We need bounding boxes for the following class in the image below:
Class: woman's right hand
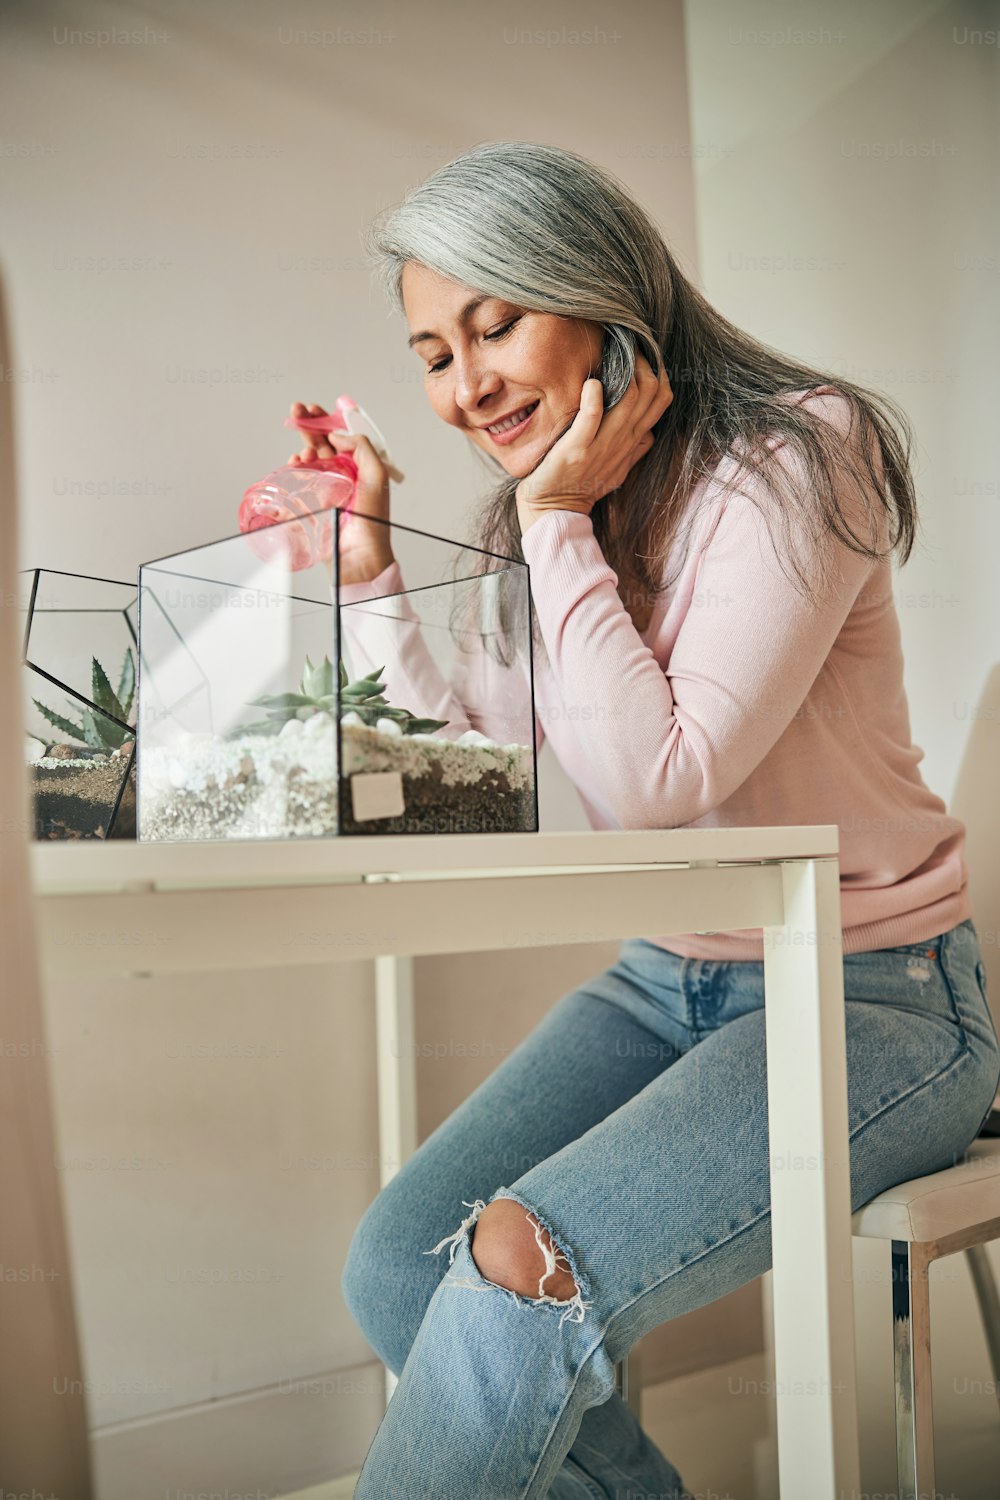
[289,401,397,585]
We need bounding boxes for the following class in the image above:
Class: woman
[294,142,999,1498]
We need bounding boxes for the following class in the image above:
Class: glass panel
[137,516,339,842]
[21,570,138,840]
[136,503,537,841]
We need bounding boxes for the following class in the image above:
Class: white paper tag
[350,771,405,822]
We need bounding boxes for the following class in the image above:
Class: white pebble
[279,718,305,739]
[375,717,403,738]
[167,758,187,789]
[340,710,365,729]
[457,729,496,748]
[303,711,335,737]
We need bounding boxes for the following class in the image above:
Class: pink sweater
[340,387,970,961]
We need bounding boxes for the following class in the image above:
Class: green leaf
[117,648,136,721]
[32,699,85,743]
[338,658,348,690]
[343,667,385,697]
[91,657,125,721]
[247,692,315,711]
[94,706,127,749]
[302,655,334,700]
[404,717,450,736]
[81,707,108,749]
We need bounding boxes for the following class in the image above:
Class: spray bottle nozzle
[283,395,403,481]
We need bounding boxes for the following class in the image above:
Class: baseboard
[91,1360,384,1500]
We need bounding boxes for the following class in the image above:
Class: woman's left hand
[515,353,673,533]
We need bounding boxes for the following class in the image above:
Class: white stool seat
[852,1138,1000,1247]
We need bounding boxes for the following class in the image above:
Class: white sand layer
[138,713,532,841]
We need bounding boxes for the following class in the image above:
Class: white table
[31,825,860,1497]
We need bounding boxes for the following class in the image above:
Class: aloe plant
[33,648,136,752]
[232,656,449,738]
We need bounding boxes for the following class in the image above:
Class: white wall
[684,0,999,823]
[1,0,720,1493]
[683,2,1000,1493]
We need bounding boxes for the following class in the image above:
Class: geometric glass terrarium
[20,568,138,840]
[136,504,538,841]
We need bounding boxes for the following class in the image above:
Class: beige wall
[1,0,735,1493]
[684,2,1000,1493]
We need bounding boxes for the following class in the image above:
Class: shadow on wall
[951,660,1000,1032]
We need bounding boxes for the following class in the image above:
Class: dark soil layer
[338,771,536,836]
[32,763,137,840]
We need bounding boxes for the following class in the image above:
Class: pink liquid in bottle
[238,454,358,571]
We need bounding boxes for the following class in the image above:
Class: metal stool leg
[966,1243,1000,1415]
[892,1240,935,1500]
[614,1350,642,1420]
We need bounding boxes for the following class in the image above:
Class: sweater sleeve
[518,393,883,829]
[339,562,544,752]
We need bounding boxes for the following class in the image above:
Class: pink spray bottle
[238,395,401,571]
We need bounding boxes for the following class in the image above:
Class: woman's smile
[481,400,539,444]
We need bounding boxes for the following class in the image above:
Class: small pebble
[375,717,403,738]
[303,712,335,737]
[279,718,305,739]
[340,710,365,729]
[457,729,495,748]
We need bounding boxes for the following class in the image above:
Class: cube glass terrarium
[21,569,138,840]
[136,505,538,840]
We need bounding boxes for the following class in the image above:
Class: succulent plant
[33,648,136,751]
[233,656,449,738]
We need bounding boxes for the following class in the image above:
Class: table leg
[762,857,860,1497]
[374,955,418,1406]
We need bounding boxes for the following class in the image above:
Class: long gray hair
[363,140,918,658]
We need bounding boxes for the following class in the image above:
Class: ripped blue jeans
[341,919,1000,1499]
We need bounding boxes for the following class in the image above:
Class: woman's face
[401,261,605,480]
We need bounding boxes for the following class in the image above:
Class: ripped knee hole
[470,1197,580,1303]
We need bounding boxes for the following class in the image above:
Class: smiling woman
[327,140,1000,1500]
[359,140,917,623]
